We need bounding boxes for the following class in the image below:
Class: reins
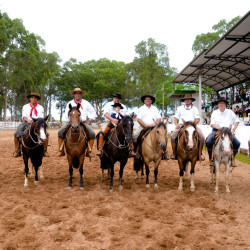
[21,123,42,150]
[66,125,88,146]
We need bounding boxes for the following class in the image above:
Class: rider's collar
[184,104,193,110]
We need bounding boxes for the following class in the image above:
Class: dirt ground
[0,129,250,249]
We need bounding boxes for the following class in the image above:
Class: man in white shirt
[171,94,205,160]
[206,97,240,167]
[13,92,49,157]
[56,88,97,157]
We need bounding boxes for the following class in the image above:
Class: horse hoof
[135,175,139,179]
[34,181,39,185]
[24,184,29,188]
[40,176,44,180]
[67,186,72,189]
[80,187,84,190]
[119,185,123,191]
[190,187,195,192]
[154,184,159,189]
[178,187,183,191]
[146,184,150,188]
[226,189,230,193]
[141,175,145,179]
[109,189,113,193]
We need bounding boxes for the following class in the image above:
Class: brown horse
[176,121,200,191]
[134,122,167,188]
[64,103,89,189]
[22,116,49,187]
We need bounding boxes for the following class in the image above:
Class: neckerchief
[74,99,83,110]
[30,103,38,117]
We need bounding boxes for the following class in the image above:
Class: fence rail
[0,122,22,129]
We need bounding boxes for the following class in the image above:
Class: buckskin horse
[134,122,167,188]
[176,121,200,191]
[64,103,89,189]
[211,127,233,193]
[96,115,134,191]
[22,116,49,187]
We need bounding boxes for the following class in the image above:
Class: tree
[192,16,240,56]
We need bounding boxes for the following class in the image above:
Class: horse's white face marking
[39,126,46,140]
[221,134,231,155]
[186,126,195,149]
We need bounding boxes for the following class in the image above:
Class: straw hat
[70,88,85,96]
[180,94,196,102]
[27,92,41,100]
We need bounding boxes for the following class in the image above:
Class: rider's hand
[175,124,180,129]
[86,120,91,125]
[112,118,119,124]
[146,124,155,128]
[27,120,33,124]
[231,128,236,134]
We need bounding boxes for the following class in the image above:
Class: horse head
[155,122,167,151]
[119,115,134,143]
[69,103,81,132]
[218,127,233,156]
[31,115,49,144]
[183,121,197,151]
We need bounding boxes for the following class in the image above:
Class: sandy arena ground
[0,129,249,249]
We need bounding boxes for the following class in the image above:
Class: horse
[96,115,134,191]
[64,103,89,189]
[176,121,200,191]
[22,116,49,187]
[211,127,233,193]
[134,122,167,188]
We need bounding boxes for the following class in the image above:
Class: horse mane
[182,121,196,129]
[157,121,166,129]
[213,127,233,146]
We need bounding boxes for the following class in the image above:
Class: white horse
[211,127,233,193]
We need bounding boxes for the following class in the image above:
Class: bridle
[66,126,88,146]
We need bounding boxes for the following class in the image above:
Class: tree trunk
[4,87,8,122]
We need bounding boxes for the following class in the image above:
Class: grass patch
[236,153,250,164]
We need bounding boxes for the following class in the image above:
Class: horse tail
[72,157,79,169]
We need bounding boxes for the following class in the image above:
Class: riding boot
[128,141,138,158]
[208,149,214,166]
[56,138,65,157]
[97,126,111,156]
[170,141,177,160]
[13,137,21,157]
[199,143,205,161]
[231,150,238,167]
[97,134,105,156]
[86,139,95,158]
[43,137,50,157]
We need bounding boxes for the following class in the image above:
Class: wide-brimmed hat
[214,97,228,105]
[27,92,41,100]
[141,95,156,104]
[70,88,85,96]
[111,103,124,109]
[181,94,196,102]
[112,92,123,99]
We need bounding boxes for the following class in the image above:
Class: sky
[1,0,250,119]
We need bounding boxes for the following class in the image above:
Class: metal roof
[173,10,250,92]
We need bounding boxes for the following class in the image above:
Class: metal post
[162,82,164,121]
[13,92,17,123]
[199,74,202,124]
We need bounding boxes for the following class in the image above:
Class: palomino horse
[64,103,89,189]
[176,121,200,191]
[134,122,167,188]
[211,127,233,193]
[22,116,49,187]
[96,115,134,191]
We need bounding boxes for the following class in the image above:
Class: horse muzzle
[160,143,166,152]
[71,125,79,132]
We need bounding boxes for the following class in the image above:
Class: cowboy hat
[180,94,196,102]
[111,103,124,109]
[214,97,228,105]
[70,88,85,96]
[27,92,41,100]
[141,95,156,104]
[112,92,123,99]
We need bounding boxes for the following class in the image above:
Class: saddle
[62,122,90,141]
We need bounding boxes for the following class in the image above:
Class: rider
[170,94,205,160]
[13,92,49,157]
[97,94,137,157]
[133,94,167,159]
[56,88,97,158]
[206,97,240,167]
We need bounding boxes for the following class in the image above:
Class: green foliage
[235,153,250,164]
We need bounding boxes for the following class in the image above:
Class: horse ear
[69,103,72,110]
[44,115,49,121]
[164,118,168,125]
[77,103,81,110]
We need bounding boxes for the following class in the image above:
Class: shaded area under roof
[168,90,196,98]
[173,11,250,92]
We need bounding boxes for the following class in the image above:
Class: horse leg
[210,165,215,184]
[214,161,220,193]
[154,159,161,189]
[110,165,114,192]
[141,162,145,179]
[68,165,73,189]
[225,161,231,193]
[101,169,105,181]
[119,162,126,191]
[190,162,196,191]
[184,163,189,180]
[34,166,39,185]
[24,159,29,188]
[39,164,44,180]
[145,163,150,188]
[30,165,34,177]
[79,164,84,190]
[178,160,184,191]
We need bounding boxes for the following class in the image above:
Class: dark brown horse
[96,115,134,191]
[22,116,49,187]
[176,121,200,191]
[64,103,89,189]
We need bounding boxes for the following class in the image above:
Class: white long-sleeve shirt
[22,103,44,120]
[137,104,161,125]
